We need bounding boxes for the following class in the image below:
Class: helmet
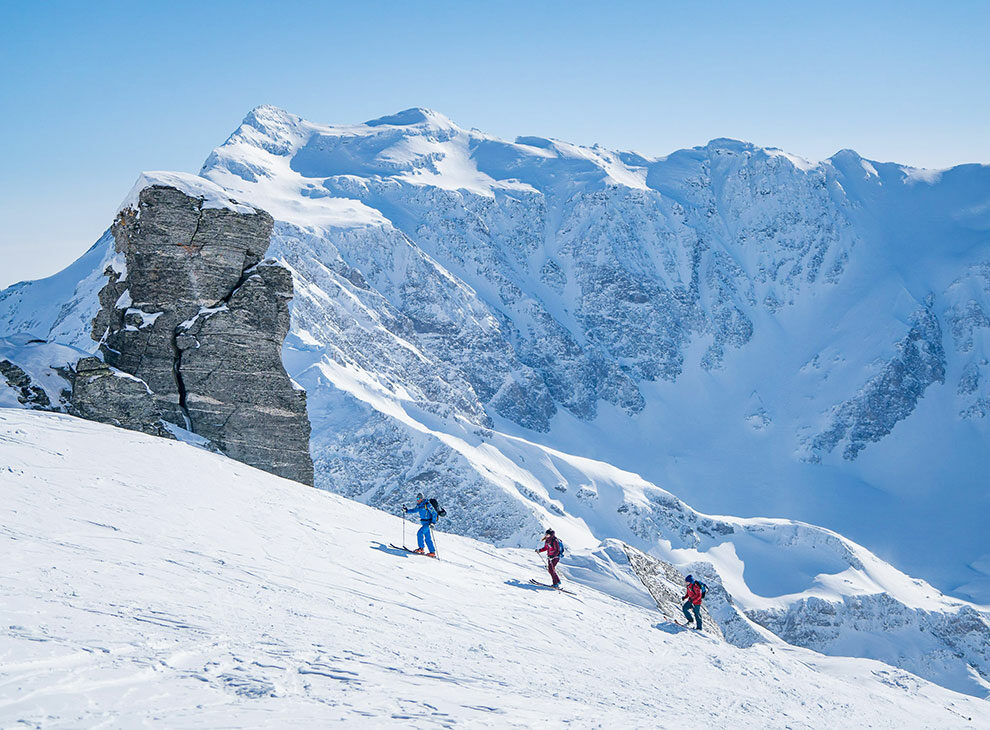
[684,575,693,583]
[416,492,425,501]
[545,528,555,535]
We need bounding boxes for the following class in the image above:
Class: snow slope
[0,230,119,353]
[2,408,987,728]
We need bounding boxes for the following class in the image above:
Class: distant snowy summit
[1,105,989,698]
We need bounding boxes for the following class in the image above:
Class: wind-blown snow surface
[2,410,987,728]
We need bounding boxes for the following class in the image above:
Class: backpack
[694,580,708,599]
[428,498,446,523]
[553,537,565,558]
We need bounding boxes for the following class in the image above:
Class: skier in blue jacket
[404,493,437,557]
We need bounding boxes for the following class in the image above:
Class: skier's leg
[417,525,427,550]
[682,600,695,624]
[548,557,560,585]
[693,605,702,631]
[424,525,435,553]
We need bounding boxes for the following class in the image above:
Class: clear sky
[1,0,987,288]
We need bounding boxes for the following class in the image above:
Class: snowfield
[2,409,987,728]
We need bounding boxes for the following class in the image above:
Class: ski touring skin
[389,544,440,559]
[528,578,576,595]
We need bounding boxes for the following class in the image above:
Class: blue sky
[1,0,987,287]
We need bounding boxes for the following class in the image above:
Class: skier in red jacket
[682,575,704,630]
[536,529,563,587]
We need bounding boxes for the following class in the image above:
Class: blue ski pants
[683,600,702,630]
[417,523,435,553]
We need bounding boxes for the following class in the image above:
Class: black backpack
[428,498,446,523]
[695,580,708,598]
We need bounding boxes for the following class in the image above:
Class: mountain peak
[242,104,297,127]
[364,107,455,129]
[830,148,864,162]
[704,137,759,153]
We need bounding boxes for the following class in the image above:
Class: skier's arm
[537,544,548,553]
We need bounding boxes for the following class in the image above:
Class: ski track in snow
[1,410,987,728]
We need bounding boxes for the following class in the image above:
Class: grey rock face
[177,262,313,484]
[810,301,946,460]
[66,356,172,438]
[0,359,51,408]
[101,186,273,422]
[91,185,313,484]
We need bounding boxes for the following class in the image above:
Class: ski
[674,619,707,633]
[528,578,576,595]
[656,614,705,632]
[389,544,439,559]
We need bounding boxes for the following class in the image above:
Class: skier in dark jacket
[404,493,437,557]
[536,529,563,587]
[682,575,704,630]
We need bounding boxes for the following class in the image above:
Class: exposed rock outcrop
[621,543,726,641]
[66,356,171,438]
[89,183,313,484]
[175,262,312,483]
[0,358,51,409]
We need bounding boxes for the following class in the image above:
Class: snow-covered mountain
[202,106,989,604]
[1,107,988,698]
[3,409,988,727]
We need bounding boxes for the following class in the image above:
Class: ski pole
[430,524,440,559]
[401,507,406,548]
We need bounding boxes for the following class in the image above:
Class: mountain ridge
[240,103,977,174]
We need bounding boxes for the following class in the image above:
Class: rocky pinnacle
[88,185,314,485]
